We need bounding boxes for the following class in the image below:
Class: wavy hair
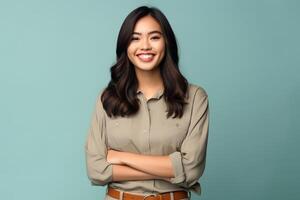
[101,5,189,118]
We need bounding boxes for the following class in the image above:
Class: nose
[140,37,152,50]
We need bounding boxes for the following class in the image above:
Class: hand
[106,149,124,165]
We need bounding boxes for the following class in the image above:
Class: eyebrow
[132,30,162,35]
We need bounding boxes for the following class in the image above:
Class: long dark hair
[101,5,189,118]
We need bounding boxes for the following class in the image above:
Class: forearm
[120,152,175,178]
[111,164,169,182]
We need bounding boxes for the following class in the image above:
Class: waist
[107,186,189,200]
[108,180,189,194]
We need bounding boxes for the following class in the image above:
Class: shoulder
[93,86,107,112]
[97,86,106,99]
[188,82,208,99]
[187,83,209,112]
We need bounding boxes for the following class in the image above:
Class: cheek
[156,42,165,54]
[127,47,135,61]
[161,47,165,57]
[158,43,165,59]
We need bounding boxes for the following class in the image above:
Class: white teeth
[138,54,153,59]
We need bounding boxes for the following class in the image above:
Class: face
[127,15,165,72]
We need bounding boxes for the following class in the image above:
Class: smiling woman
[84,5,210,200]
[127,15,166,100]
[127,15,165,72]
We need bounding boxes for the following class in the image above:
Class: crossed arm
[106,149,175,182]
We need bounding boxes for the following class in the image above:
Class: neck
[135,68,164,91]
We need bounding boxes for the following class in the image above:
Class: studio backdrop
[0,0,299,200]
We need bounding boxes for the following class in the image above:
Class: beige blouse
[84,83,210,196]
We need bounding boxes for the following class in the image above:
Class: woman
[85,5,209,200]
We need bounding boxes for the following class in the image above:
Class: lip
[136,53,156,62]
[136,52,156,56]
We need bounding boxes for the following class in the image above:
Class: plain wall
[0,0,299,199]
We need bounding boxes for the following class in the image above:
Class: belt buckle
[143,194,162,200]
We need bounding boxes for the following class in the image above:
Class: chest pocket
[106,117,135,151]
[161,116,190,149]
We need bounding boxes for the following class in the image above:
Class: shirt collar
[136,87,165,99]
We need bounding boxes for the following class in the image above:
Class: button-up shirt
[84,83,209,196]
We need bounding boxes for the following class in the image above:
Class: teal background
[0,0,299,200]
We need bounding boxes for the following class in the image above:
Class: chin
[135,63,160,71]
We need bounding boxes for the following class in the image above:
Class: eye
[131,37,139,41]
[151,36,161,40]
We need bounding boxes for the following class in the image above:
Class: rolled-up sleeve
[84,93,113,186]
[169,87,209,188]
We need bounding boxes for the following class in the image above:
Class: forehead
[133,15,162,33]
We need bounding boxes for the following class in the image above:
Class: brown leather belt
[107,186,189,200]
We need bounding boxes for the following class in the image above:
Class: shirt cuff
[169,151,186,184]
[89,163,113,186]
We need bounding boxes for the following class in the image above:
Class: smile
[136,53,156,62]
